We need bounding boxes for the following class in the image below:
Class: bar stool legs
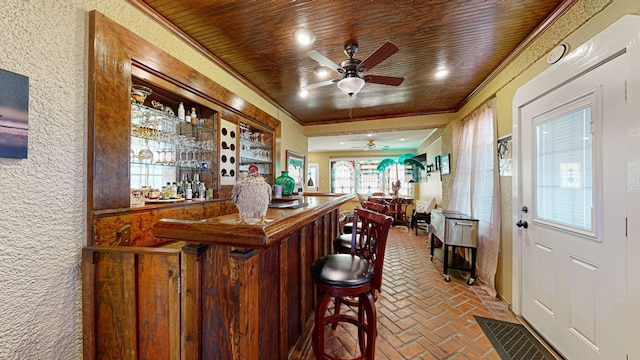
[358,292,376,357]
[313,286,376,360]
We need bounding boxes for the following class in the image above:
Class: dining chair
[384,198,409,227]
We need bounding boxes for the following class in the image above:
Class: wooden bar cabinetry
[87,10,279,247]
[83,10,331,360]
[83,194,350,359]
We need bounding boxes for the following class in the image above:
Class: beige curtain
[449,98,501,298]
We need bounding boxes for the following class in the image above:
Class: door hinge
[625,80,628,104]
[177,276,182,294]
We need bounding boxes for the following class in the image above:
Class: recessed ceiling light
[314,66,331,78]
[434,68,449,80]
[400,138,405,141]
[367,134,373,137]
[299,89,309,98]
[293,28,316,45]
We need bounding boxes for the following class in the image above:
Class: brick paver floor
[305,226,518,360]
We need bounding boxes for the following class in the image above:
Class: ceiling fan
[303,41,404,96]
[352,140,390,151]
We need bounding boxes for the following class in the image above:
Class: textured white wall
[0,1,306,358]
[0,1,92,358]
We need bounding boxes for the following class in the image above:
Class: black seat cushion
[311,254,373,288]
[342,221,363,234]
[333,234,373,254]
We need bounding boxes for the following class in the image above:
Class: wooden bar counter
[153,194,350,249]
[82,193,352,360]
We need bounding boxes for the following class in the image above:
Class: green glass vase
[275,171,295,196]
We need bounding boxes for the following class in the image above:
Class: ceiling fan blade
[307,50,342,73]
[365,75,404,86]
[302,79,338,90]
[356,42,399,72]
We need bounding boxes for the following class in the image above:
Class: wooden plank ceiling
[128,0,572,126]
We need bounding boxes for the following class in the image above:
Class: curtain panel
[449,97,501,297]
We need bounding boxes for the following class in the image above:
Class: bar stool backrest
[361,201,389,215]
[351,207,393,292]
[367,197,384,204]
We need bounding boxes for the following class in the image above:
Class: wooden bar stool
[311,207,393,359]
[342,201,386,234]
[333,202,389,254]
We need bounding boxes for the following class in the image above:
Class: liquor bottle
[198,182,206,199]
[185,182,193,200]
[177,102,185,121]
[193,181,199,199]
[190,107,197,125]
[181,174,189,194]
[164,182,173,198]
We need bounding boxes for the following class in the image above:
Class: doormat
[475,316,557,360]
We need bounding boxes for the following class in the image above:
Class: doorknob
[516,220,528,229]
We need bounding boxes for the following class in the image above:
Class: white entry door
[517,44,628,359]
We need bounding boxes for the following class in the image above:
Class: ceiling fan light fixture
[293,28,316,45]
[337,77,365,96]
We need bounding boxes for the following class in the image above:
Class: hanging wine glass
[161,148,169,165]
[180,149,190,167]
[155,147,164,164]
[165,148,174,166]
[138,148,153,163]
[138,139,153,163]
[188,149,198,168]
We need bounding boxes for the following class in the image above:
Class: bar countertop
[152,193,353,249]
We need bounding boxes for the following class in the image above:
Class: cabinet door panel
[82,247,181,359]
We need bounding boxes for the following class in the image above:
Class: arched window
[358,160,382,194]
[330,158,415,196]
[331,160,355,193]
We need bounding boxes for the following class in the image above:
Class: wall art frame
[440,154,451,175]
[0,68,29,159]
[286,150,306,189]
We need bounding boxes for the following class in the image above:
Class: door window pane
[536,107,593,230]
